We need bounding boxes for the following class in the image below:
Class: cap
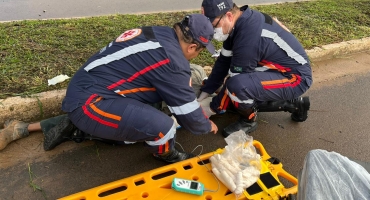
[201,0,234,22]
[180,14,215,54]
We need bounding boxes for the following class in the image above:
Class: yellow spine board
[59,140,297,200]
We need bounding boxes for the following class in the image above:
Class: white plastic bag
[298,149,370,200]
[210,130,261,197]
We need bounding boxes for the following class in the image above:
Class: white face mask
[213,18,230,42]
[214,27,229,42]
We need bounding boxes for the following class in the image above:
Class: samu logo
[217,2,226,11]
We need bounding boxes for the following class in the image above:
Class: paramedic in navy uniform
[198,0,312,137]
[61,14,218,163]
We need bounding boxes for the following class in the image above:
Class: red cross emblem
[116,29,142,42]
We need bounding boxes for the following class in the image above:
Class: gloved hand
[197,91,210,102]
[170,115,181,129]
[199,97,216,118]
[211,49,221,59]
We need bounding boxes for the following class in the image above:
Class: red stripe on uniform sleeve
[107,59,170,90]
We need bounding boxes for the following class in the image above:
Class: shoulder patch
[262,13,273,25]
[233,66,242,72]
[116,29,142,42]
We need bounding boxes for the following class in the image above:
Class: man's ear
[225,11,233,22]
[187,43,198,53]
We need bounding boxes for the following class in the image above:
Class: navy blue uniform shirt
[202,5,312,94]
[62,26,211,134]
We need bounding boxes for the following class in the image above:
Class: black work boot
[290,96,310,122]
[222,108,258,138]
[257,96,310,122]
[43,115,77,151]
[153,148,195,163]
[222,118,258,138]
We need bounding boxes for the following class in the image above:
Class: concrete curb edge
[1,37,369,126]
[306,37,370,62]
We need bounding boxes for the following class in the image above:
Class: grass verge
[0,0,369,99]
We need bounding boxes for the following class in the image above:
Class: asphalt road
[0,0,308,22]
[1,51,369,199]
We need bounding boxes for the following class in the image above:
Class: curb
[1,37,369,126]
[306,37,370,62]
[0,89,67,126]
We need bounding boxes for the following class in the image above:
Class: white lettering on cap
[217,2,226,11]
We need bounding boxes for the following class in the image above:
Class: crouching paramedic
[198,0,312,138]
[0,14,218,163]
[62,14,219,163]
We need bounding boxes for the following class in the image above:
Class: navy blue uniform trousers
[68,94,175,155]
[210,67,310,112]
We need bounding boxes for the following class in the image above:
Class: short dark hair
[173,22,205,52]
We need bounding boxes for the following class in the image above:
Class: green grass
[0,0,369,99]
